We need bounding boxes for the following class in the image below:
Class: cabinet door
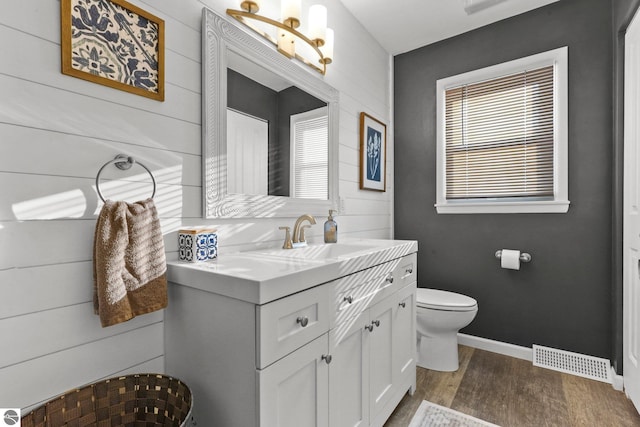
[368,294,396,419]
[394,283,416,391]
[329,310,370,427]
[258,334,329,427]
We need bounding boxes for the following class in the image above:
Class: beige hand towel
[93,198,168,327]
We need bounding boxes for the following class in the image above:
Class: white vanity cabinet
[329,254,417,427]
[165,240,417,427]
[257,285,332,427]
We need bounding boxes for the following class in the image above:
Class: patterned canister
[178,227,218,262]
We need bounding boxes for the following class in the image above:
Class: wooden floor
[384,345,640,427]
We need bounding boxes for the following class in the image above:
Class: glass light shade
[308,4,327,46]
[281,0,301,28]
[320,27,333,64]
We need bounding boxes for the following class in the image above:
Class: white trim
[612,366,624,391]
[436,199,570,214]
[389,53,395,237]
[435,46,569,214]
[458,333,532,361]
[623,7,640,406]
[460,334,625,391]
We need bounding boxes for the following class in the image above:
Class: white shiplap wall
[0,0,393,410]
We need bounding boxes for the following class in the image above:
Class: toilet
[416,288,478,372]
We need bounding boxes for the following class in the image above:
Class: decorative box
[178,227,218,262]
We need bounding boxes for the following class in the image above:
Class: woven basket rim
[21,372,193,427]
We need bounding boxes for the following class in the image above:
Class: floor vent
[532,344,612,384]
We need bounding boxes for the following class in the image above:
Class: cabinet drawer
[392,253,417,289]
[333,260,396,298]
[332,254,417,326]
[334,272,395,326]
[256,285,330,369]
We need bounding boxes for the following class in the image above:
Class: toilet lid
[416,288,477,311]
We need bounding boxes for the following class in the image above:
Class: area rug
[408,400,500,427]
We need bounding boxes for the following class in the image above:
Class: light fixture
[227,1,334,75]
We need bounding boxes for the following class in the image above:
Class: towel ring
[95,155,157,202]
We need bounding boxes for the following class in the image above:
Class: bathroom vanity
[164,239,418,427]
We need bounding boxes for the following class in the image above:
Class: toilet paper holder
[495,250,531,263]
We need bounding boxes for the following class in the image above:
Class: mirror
[202,7,339,218]
[227,53,328,198]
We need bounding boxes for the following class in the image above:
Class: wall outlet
[339,197,346,214]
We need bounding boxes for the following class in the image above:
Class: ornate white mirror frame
[202,7,340,218]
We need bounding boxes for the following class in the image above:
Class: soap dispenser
[324,210,338,243]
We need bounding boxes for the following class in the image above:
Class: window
[290,106,329,199]
[435,47,569,214]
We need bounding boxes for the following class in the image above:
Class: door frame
[623,2,640,410]
[614,0,640,392]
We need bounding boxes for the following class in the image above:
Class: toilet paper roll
[501,249,520,270]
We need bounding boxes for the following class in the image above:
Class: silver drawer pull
[372,320,380,328]
[386,275,394,284]
[406,267,413,274]
[321,354,332,364]
[364,324,374,332]
[296,316,309,327]
[399,302,406,308]
[343,296,354,304]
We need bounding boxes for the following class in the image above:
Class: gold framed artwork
[359,112,387,191]
[61,0,165,101]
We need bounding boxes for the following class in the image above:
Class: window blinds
[292,112,328,199]
[444,65,555,200]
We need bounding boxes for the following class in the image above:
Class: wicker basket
[20,373,193,427]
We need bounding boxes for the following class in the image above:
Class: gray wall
[394,0,613,360]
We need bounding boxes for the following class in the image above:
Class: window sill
[435,200,570,214]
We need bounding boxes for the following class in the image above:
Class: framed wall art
[359,112,387,192]
[61,0,165,101]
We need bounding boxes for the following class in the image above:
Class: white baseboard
[458,333,625,391]
[612,366,624,391]
[458,333,532,361]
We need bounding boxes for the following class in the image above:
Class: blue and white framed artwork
[61,0,165,101]
[359,112,387,191]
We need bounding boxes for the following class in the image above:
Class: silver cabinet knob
[386,275,394,284]
[343,296,353,304]
[321,354,332,364]
[372,320,380,327]
[364,324,374,332]
[406,267,413,274]
[296,316,309,327]
[399,302,406,308]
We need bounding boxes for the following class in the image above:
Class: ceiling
[339,0,561,55]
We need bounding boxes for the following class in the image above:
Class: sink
[252,242,379,260]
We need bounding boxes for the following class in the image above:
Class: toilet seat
[416,288,477,312]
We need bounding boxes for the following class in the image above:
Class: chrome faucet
[292,214,317,244]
